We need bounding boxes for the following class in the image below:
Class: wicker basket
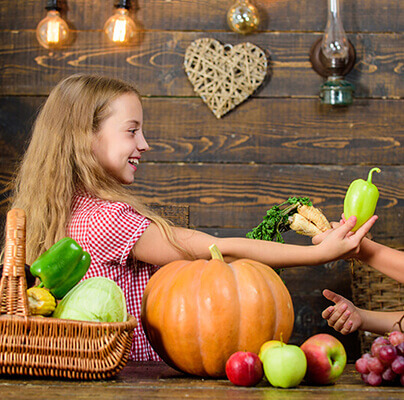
[351,260,404,354]
[0,209,138,379]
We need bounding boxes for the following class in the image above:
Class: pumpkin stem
[209,244,224,261]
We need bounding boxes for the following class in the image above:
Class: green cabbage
[53,277,127,322]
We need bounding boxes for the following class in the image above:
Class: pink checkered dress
[67,191,161,361]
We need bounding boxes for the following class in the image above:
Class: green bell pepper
[343,167,381,232]
[30,237,91,299]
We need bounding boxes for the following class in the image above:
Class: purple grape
[368,356,385,374]
[373,336,390,345]
[379,345,397,365]
[361,373,369,383]
[355,357,370,374]
[396,342,404,356]
[367,371,383,386]
[371,337,390,357]
[382,367,397,382]
[388,331,404,346]
[391,356,404,375]
[400,374,404,386]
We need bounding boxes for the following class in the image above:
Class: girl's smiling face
[92,93,149,184]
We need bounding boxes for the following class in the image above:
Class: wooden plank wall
[0,0,403,359]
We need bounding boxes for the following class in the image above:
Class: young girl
[9,74,377,361]
[313,219,404,335]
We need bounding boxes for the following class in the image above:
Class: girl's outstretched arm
[134,215,377,268]
[322,289,404,336]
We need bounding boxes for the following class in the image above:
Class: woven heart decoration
[184,38,268,119]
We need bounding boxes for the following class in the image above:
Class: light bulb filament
[112,19,127,42]
[47,19,60,44]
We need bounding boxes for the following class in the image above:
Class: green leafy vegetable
[246,197,312,276]
[247,197,312,243]
[52,277,127,323]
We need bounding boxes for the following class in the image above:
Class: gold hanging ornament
[227,0,260,34]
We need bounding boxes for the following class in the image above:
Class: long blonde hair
[9,74,186,264]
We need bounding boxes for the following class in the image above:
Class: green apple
[263,343,307,388]
[258,340,282,362]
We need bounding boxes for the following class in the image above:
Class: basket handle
[0,208,29,316]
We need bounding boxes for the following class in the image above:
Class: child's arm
[313,216,404,283]
[322,289,404,336]
[134,215,377,268]
[356,238,404,284]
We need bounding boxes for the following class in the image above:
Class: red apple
[225,351,263,387]
[300,333,347,385]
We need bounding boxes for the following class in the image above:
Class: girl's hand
[321,289,363,334]
[311,221,341,245]
[313,215,378,261]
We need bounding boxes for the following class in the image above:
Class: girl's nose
[138,132,150,152]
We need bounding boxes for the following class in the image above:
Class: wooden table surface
[0,362,403,399]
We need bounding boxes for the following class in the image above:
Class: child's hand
[313,215,378,261]
[311,221,341,245]
[322,289,362,334]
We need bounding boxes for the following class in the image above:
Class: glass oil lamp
[227,0,260,35]
[104,0,137,45]
[36,0,70,49]
[310,0,356,105]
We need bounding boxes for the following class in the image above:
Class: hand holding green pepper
[30,237,91,299]
[343,167,381,232]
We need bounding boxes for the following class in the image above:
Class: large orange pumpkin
[141,245,294,377]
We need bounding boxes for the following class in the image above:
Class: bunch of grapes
[355,331,404,386]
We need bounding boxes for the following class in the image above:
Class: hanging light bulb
[36,0,70,49]
[104,0,137,45]
[227,0,260,35]
[310,0,356,105]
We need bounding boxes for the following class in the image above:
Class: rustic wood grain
[1,97,402,165]
[133,164,402,233]
[0,31,402,98]
[0,0,402,32]
[149,203,189,227]
[1,159,402,235]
